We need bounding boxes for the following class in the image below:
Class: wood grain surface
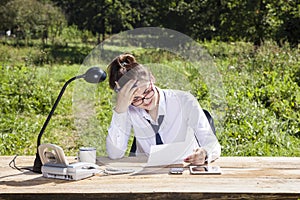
[0,156,299,200]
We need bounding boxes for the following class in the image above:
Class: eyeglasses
[131,83,155,106]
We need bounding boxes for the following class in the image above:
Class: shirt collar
[139,87,166,122]
[157,87,166,116]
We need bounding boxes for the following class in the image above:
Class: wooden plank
[0,156,299,199]
[0,193,299,200]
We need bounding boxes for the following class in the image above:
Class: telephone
[38,143,101,180]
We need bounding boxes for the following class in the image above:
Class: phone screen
[191,166,208,172]
[189,166,221,175]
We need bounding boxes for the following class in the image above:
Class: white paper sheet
[146,127,198,166]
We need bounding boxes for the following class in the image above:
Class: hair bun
[119,53,136,65]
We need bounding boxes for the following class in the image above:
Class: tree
[0,0,66,45]
[274,0,300,47]
[49,0,299,46]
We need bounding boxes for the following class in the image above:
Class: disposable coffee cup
[78,147,96,163]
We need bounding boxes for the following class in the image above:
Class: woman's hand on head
[183,148,207,165]
[114,80,139,113]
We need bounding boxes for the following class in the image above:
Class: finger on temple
[115,81,121,88]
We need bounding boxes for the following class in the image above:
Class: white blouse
[106,87,221,163]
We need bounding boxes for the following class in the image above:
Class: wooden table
[0,156,299,199]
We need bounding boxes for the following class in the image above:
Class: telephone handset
[38,143,69,167]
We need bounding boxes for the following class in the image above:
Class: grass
[0,39,299,157]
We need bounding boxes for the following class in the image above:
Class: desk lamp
[32,67,106,173]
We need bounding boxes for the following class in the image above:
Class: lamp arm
[33,76,78,173]
[32,67,106,173]
[36,76,78,147]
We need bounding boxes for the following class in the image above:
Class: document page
[146,127,198,166]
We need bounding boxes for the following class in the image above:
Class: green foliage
[0,114,42,155]
[0,0,67,45]
[0,40,299,157]
[1,65,54,114]
[204,40,299,156]
[1,0,299,46]
[0,63,80,155]
[0,40,94,66]
[46,0,299,46]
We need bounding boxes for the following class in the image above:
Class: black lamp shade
[82,67,106,84]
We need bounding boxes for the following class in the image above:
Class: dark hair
[107,53,150,90]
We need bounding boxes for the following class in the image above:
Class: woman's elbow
[106,139,126,159]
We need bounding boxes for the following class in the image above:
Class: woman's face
[131,81,159,111]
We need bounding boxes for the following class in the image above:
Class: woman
[106,53,221,165]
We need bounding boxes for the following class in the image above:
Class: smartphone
[169,167,184,175]
[189,166,221,175]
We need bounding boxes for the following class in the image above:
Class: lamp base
[33,153,42,174]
